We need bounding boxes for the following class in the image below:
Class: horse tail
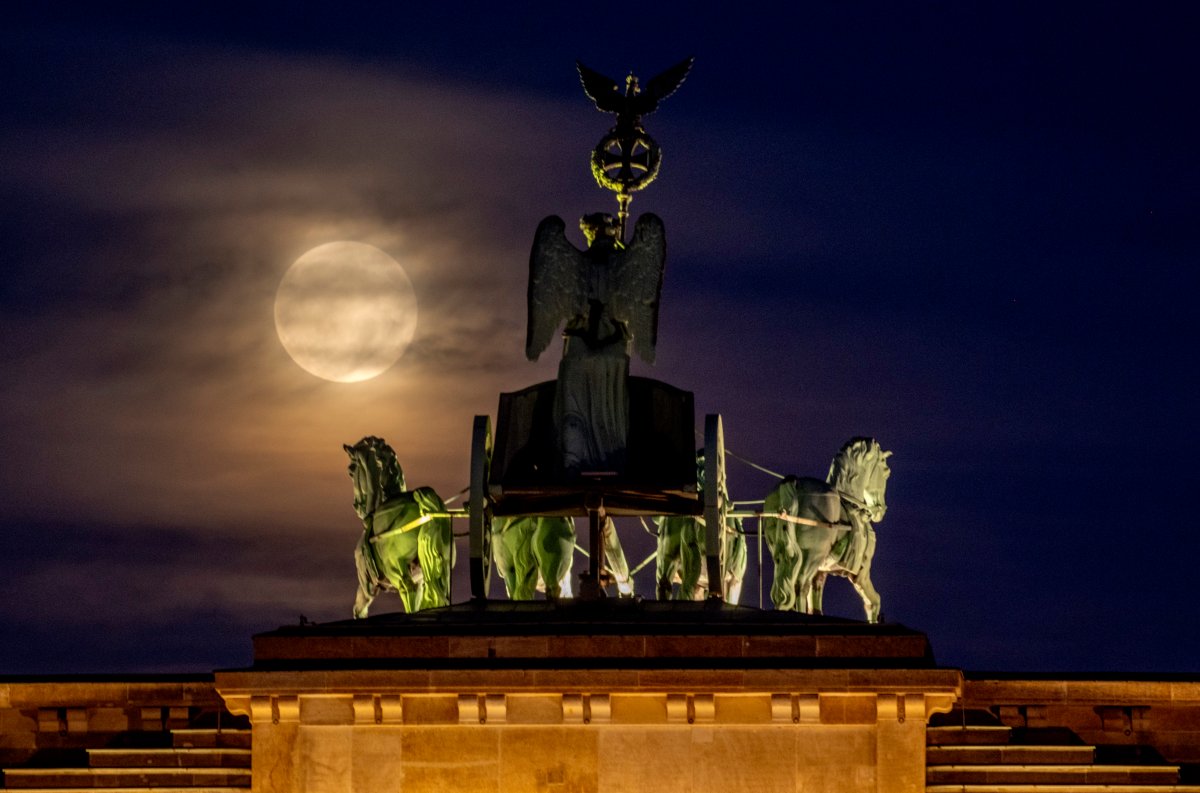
[761,476,797,555]
[763,477,803,610]
[516,518,539,585]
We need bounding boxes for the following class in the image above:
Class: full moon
[274,242,418,383]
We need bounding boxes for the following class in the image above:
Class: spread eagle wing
[610,213,666,364]
[635,56,695,115]
[578,57,695,117]
[527,216,588,361]
[576,61,623,114]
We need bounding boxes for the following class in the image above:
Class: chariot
[467,377,730,600]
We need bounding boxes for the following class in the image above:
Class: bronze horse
[762,438,891,622]
[345,436,453,617]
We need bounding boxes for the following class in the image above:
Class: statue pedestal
[216,602,960,793]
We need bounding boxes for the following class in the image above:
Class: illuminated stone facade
[213,604,948,793]
[2,612,1198,793]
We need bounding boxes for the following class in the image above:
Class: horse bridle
[836,490,871,511]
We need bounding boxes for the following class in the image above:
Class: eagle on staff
[576,56,694,137]
[523,57,689,474]
[575,57,694,236]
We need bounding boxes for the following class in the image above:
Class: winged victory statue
[527,211,666,475]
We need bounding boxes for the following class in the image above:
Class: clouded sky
[2,3,1197,674]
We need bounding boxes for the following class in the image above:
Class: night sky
[2,3,1197,675]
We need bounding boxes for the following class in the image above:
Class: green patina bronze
[655,451,747,602]
[526,212,666,475]
[599,516,635,597]
[763,438,892,622]
[492,516,575,600]
[654,513,704,600]
[345,436,454,617]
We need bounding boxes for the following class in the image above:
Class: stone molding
[220,688,957,728]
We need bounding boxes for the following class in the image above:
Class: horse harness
[770,490,871,532]
[357,510,437,594]
[363,490,870,543]
[769,512,848,532]
[368,512,449,543]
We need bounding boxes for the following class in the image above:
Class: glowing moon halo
[274,242,417,383]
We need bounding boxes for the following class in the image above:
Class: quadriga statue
[492,516,575,600]
[655,451,747,602]
[763,438,891,622]
[344,436,453,617]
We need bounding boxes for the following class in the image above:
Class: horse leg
[492,518,520,599]
[723,525,747,604]
[532,518,553,600]
[680,519,705,600]
[793,552,810,614]
[656,563,676,600]
[512,561,537,600]
[602,518,634,597]
[655,519,678,600]
[555,518,576,599]
[509,519,539,600]
[795,549,825,615]
[353,583,375,619]
[849,530,881,622]
[849,571,882,623]
[810,571,828,615]
[534,517,575,601]
[353,535,377,619]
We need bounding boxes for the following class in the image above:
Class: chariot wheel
[703,413,728,601]
[469,415,494,599]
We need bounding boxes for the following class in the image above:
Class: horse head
[344,436,406,521]
[828,437,892,524]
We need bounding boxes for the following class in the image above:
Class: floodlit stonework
[3,611,1199,793]
[217,678,955,793]
[214,604,958,793]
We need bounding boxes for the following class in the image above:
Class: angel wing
[610,214,666,364]
[527,216,588,361]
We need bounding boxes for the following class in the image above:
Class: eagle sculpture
[576,57,695,134]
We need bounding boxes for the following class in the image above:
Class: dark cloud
[0,519,348,672]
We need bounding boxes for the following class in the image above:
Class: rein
[370,513,436,543]
[836,490,871,511]
[766,512,848,532]
[369,510,467,543]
